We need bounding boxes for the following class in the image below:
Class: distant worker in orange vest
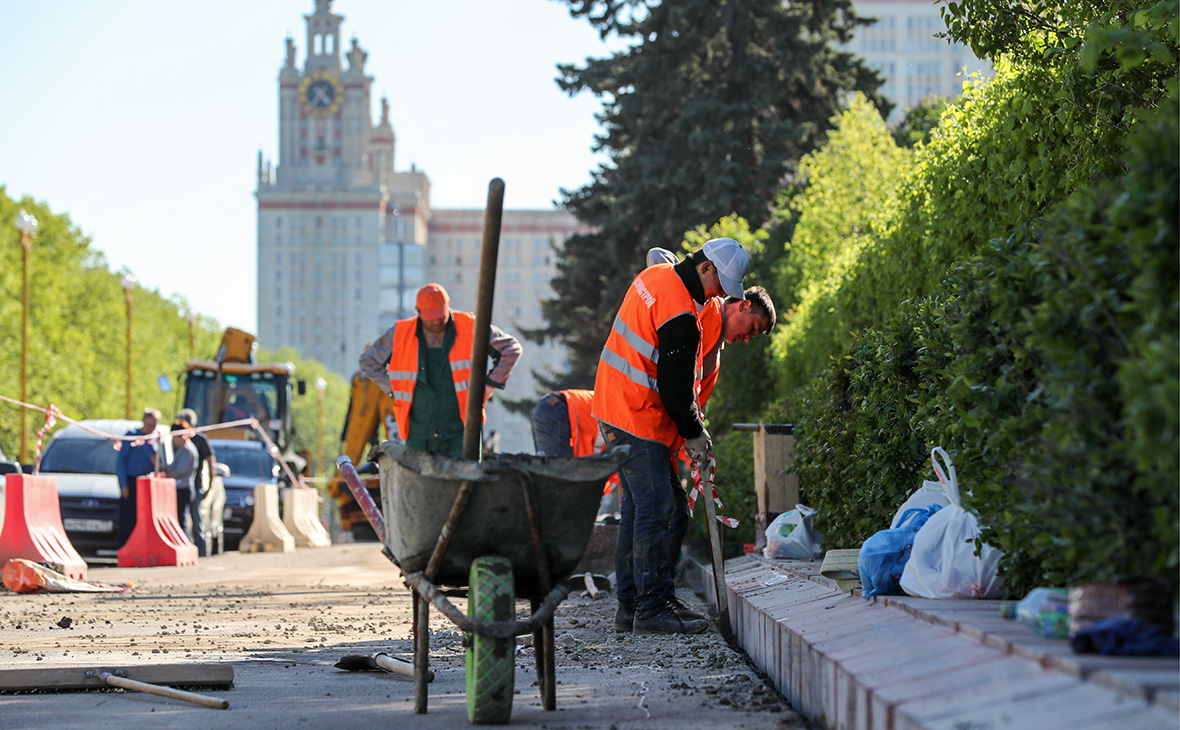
[359,283,522,458]
[531,389,599,459]
[593,237,750,635]
[531,388,620,519]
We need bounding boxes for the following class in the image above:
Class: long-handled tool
[335,652,433,682]
[89,670,229,710]
[699,452,734,643]
[0,664,232,709]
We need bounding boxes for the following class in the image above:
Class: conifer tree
[535,0,888,389]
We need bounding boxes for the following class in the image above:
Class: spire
[303,0,343,73]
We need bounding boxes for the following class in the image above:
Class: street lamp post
[315,377,327,477]
[15,209,38,463]
[120,273,137,419]
[185,309,196,360]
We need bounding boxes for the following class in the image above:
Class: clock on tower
[298,71,344,116]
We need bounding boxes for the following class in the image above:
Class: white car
[36,419,171,562]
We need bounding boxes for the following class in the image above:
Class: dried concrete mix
[0,543,806,729]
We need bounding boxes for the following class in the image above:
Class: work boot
[668,595,708,622]
[614,606,634,632]
[633,606,709,635]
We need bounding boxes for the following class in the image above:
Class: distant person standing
[163,420,199,549]
[115,408,161,547]
[177,408,215,556]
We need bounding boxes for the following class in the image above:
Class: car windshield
[39,438,119,474]
[219,446,276,480]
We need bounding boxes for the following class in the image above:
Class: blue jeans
[185,488,207,556]
[601,423,680,618]
[661,473,690,602]
[531,394,572,457]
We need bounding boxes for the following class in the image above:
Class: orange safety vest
[385,311,485,441]
[592,264,701,447]
[562,389,599,458]
[697,298,723,409]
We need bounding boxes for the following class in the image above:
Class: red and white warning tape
[0,394,310,491]
[687,451,739,528]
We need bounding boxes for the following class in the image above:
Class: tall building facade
[256,0,583,453]
[846,0,993,121]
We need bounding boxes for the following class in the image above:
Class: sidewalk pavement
[696,554,1179,730]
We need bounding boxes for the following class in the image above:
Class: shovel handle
[100,672,229,710]
[375,654,434,682]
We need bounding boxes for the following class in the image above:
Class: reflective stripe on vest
[592,264,700,446]
[385,311,485,440]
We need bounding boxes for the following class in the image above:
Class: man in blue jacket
[115,408,161,547]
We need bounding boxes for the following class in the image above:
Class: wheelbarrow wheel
[466,556,515,724]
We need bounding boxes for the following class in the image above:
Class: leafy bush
[793,95,1178,593]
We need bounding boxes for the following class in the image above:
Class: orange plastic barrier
[0,474,88,580]
[116,475,198,568]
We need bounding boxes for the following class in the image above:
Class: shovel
[335,652,433,682]
[699,452,734,643]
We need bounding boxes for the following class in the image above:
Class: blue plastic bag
[858,504,942,599]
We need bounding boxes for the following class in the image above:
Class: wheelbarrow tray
[374,442,625,597]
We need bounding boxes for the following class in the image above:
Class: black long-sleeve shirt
[655,252,709,440]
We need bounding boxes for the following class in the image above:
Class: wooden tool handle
[100,672,229,710]
[374,654,433,682]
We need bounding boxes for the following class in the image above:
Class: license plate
[63,518,114,533]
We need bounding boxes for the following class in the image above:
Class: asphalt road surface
[0,543,804,729]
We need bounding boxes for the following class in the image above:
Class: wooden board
[0,663,234,691]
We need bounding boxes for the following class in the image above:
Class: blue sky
[0,1,624,332]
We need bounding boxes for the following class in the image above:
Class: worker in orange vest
[531,388,621,520]
[359,283,521,458]
[647,247,777,622]
[593,237,750,635]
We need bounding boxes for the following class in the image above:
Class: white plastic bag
[763,504,824,560]
[899,448,1003,599]
[890,478,951,529]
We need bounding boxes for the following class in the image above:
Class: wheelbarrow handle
[336,456,386,542]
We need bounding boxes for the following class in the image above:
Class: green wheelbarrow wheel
[466,556,515,724]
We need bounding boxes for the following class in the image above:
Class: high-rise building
[256,0,583,453]
[846,0,993,121]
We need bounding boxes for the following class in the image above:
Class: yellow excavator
[326,372,396,540]
[181,327,307,478]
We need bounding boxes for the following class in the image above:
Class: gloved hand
[684,429,712,461]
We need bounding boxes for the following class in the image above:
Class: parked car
[211,439,280,552]
[0,445,21,476]
[36,419,171,562]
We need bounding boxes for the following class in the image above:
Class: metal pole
[124,287,134,419]
[316,386,324,477]
[462,178,504,461]
[19,232,31,462]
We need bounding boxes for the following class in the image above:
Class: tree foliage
[535,0,889,389]
[774,0,1177,594]
[0,188,348,476]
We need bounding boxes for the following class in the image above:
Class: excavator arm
[327,372,397,539]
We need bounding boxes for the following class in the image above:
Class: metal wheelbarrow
[339,442,627,724]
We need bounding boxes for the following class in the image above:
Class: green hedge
[794,99,1178,594]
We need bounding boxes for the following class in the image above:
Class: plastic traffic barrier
[0,474,88,580]
[117,475,198,568]
[282,487,331,548]
[239,482,295,553]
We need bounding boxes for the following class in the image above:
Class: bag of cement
[763,504,823,559]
